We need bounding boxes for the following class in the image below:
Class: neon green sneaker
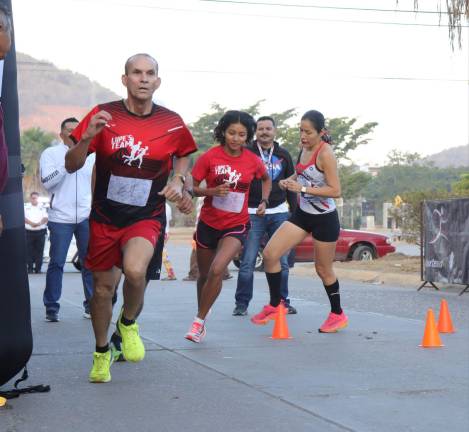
[89,350,113,383]
[117,311,145,362]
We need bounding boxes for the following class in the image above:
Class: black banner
[423,198,469,285]
[0,0,33,387]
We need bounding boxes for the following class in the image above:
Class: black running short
[195,219,251,250]
[146,226,165,281]
[288,208,340,242]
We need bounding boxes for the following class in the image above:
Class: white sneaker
[184,318,206,343]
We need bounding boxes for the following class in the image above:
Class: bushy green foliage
[188,101,378,166]
[21,127,56,195]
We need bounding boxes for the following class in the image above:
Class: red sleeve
[254,155,267,179]
[175,124,198,158]
[191,151,209,182]
[69,106,101,154]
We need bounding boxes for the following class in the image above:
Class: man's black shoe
[232,304,248,316]
[287,305,297,315]
[45,312,59,322]
[110,332,125,362]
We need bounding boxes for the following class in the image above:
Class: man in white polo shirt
[24,191,48,273]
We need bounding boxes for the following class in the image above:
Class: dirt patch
[335,253,420,275]
[169,228,424,287]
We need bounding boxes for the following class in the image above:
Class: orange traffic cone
[437,299,456,333]
[271,303,292,339]
[420,308,444,348]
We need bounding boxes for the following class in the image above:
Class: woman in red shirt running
[251,110,348,333]
[185,111,271,343]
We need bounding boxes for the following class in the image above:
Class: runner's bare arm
[176,193,193,214]
[176,175,194,214]
[65,111,112,173]
[279,173,297,190]
[158,156,191,202]
[193,179,230,197]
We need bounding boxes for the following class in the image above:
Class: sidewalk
[2,270,468,432]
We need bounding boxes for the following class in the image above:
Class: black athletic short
[146,226,165,281]
[289,208,340,242]
[195,219,251,250]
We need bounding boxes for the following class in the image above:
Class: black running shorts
[146,226,165,281]
[288,208,340,242]
[195,219,251,250]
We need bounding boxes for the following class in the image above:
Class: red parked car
[233,229,395,270]
[295,229,395,262]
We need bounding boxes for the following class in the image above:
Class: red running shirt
[71,101,197,227]
[192,145,266,230]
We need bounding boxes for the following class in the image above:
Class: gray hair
[124,53,158,75]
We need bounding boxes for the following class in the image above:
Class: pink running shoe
[318,311,348,333]
[185,319,206,343]
[250,304,279,325]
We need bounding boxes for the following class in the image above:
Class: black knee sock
[324,280,342,314]
[96,343,109,353]
[120,315,135,326]
[266,271,282,307]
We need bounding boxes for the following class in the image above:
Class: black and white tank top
[296,142,336,215]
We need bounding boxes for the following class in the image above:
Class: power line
[166,69,469,82]
[199,0,449,15]
[17,63,468,82]
[68,0,469,28]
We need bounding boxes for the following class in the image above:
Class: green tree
[21,127,56,195]
[392,189,453,244]
[339,165,372,200]
[386,149,423,166]
[188,102,378,164]
[363,150,465,203]
[188,103,226,155]
[327,117,378,163]
[452,172,469,195]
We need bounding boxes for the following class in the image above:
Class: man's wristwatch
[173,173,186,184]
[301,186,307,194]
[260,198,269,206]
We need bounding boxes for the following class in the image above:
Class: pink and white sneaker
[250,304,279,325]
[318,311,348,333]
[185,318,206,343]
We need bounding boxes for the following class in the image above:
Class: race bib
[212,191,245,213]
[107,174,152,207]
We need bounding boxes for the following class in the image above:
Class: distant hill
[425,145,469,168]
[17,52,120,133]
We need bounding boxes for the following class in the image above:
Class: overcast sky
[12,0,469,165]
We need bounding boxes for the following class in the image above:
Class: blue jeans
[43,219,94,314]
[235,212,290,307]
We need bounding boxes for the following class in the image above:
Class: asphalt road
[2,243,467,432]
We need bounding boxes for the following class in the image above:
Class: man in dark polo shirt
[233,116,297,316]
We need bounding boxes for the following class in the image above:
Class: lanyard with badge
[257,143,274,178]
